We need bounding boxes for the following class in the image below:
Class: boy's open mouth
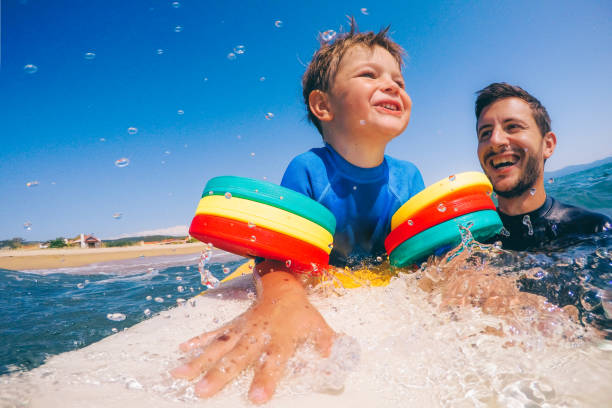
[374,100,401,112]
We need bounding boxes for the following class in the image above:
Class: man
[475,82,611,251]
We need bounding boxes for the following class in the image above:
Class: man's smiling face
[476,97,551,198]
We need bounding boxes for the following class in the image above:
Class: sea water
[0,163,611,406]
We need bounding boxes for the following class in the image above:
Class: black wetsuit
[491,195,611,251]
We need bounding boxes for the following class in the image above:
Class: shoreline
[0,243,207,271]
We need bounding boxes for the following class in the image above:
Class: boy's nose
[380,77,399,94]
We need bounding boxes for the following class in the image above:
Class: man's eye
[479,130,491,140]
[507,123,522,131]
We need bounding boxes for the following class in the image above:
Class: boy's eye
[359,72,375,78]
[395,80,405,89]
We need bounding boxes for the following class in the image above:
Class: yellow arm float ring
[390,171,493,231]
[195,195,333,254]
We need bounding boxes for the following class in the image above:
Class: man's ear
[542,131,557,160]
[308,90,333,122]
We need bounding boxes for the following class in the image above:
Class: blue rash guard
[281,143,425,267]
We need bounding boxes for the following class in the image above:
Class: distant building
[69,234,101,248]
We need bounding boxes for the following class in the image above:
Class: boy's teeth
[381,103,397,111]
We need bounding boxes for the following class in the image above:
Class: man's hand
[170,261,335,404]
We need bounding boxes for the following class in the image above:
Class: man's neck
[497,180,547,216]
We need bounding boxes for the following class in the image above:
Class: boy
[171,23,424,404]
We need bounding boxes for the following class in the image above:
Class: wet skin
[170,261,335,404]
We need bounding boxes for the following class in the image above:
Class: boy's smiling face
[323,45,411,144]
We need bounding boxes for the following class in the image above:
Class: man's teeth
[491,157,517,169]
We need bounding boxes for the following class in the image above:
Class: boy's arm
[171,261,335,404]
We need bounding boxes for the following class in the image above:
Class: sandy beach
[0,243,207,271]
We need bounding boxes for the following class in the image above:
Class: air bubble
[224,192,232,199]
[233,45,245,55]
[227,52,236,60]
[112,213,122,219]
[174,25,183,33]
[361,8,369,15]
[107,313,126,322]
[127,127,138,135]
[437,203,447,212]
[274,20,283,28]
[24,64,38,74]
[265,112,274,120]
[114,158,130,168]
[84,52,96,60]
[321,29,336,42]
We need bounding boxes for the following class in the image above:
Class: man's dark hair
[475,82,551,137]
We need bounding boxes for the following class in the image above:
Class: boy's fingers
[194,336,262,398]
[179,326,229,352]
[248,347,292,404]
[170,329,242,380]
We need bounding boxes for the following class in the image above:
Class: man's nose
[489,126,509,147]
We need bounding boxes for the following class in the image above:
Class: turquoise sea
[1,163,611,376]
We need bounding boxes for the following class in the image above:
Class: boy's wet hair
[302,19,405,136]
[475,82,551,137]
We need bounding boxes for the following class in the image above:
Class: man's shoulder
[547,197,612,233]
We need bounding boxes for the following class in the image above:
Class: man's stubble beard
[492,153,541,199]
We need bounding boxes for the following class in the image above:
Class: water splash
[198,248,219,289]
[522,215,534,236]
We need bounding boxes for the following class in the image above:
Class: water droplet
[177,285,184,292]
[76,282,84,289]
[174,25,183,33]
[156,48,165,55]
[259,76,266,82]
[176,298,186,305]
[250,235,256,242]
[551,223,558,236]
[171,1,180,8]
[143,309,151,316]
[548,178,554,184]
[208,190,214,195]
[83,52,96,60]
[595,248,609,259]
[448,174,456,182]
[604,222,611,232]
[164,150,171,155]
[321,29,337,42]
[529,188,536,196]
[227,52,237,60]
[203,77,208,82]
[376,256,382,262]
[311,263,319,272]
[177,109,184,115]
[407,219,414,226]
[248,221,256,228]
[23,221,32,231]
[522,215,534,236]
[26,181,39,188]
[359,119,366,125]
[107,313,126,322]
[146,295,152,301]
[112,213,122,219]
[274,20,283,28]
[523,148,528,153]
[265,112,274,120]
[224,192,232,199]
[328,242,334,249]
[221,267,230,275]
[24,64,38,74]
[250,152,256,157]
[154,297,164,303]
[248,263,254,270]
[114,158,130,168]
[352,185,357,191]
[111,328,118,333]
[127,127,138,135]
[233,45,245,55]
[437,203,447,212]
[500,227,511,237]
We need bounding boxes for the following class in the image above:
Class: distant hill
[545,156,612,179]
[102,235,187,246]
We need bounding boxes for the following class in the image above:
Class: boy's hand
[170,262,335,404]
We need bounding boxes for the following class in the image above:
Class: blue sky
[1,0,611,241]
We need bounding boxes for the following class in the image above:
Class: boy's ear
[308,90,334,122]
